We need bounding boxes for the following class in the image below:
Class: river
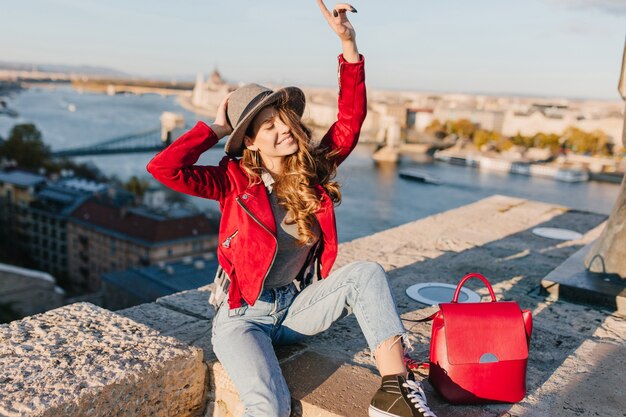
[0,85,619,242]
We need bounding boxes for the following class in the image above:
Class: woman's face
[244,106,299,159]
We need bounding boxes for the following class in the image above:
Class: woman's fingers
[317,0,356,20]
[317,0,357,42]
[334,3,357,13]
[316,0,332,19]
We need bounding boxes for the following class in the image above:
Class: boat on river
[435,150,589,183]
[398,168,443,185]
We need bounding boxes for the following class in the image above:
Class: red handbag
[426,273,533,404]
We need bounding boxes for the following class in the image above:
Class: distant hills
[0,61,130,78]
[0,61,202,83]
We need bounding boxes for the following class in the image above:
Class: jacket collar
[235,164,334,237]
[260,168,275,193]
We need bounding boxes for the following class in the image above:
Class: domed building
[191,68,231,109]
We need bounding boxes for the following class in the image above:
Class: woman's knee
[350,260,387,287]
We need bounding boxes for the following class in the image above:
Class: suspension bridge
[51,125,223,158]
[52,127,168,157]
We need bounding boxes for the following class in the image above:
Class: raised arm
[316,1,359,63]
[316,0,367,165]
[146,94,234,201]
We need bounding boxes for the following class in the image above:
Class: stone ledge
[104,196,623,417]
[0,302,207,417]
[3,195,624,417]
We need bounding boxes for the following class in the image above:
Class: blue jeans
[211,260,408,417]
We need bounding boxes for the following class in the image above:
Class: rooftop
[57,177,108,193]
[102,256,218,303]
[0,170,46,188]
[70,198,218,244]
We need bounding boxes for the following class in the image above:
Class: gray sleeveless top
[260,170,321,289]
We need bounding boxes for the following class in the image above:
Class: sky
[1,0,625,100]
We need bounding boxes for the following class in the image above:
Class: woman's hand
[316,0,360,63]
[211,92,233,140]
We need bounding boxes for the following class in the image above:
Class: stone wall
[1,195,624,417]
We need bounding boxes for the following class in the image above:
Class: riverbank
[0,84,621,240]
[434,147,625,184]
[2,195,623,417]
[177,95,216,119]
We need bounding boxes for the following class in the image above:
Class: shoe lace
[402,380,437,417]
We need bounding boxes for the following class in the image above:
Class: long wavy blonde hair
[240,94,342,246]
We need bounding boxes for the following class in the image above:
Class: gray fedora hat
[224,83,306,157]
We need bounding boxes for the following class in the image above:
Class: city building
[191,68,231,109]
[27,178,108,287]
[67,198,218,292]
[501,103,624,144]
[0,262,65,322]
[102,255,218,310]
[0,170,47,257]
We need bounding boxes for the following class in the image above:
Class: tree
[425,119,442,134]
[0,124,50,169]
[473,129,502,150]
[533,133,561,153]
[451,119,477,139]
[562,127,609,155]
[124,176,150,197]
[511,133,533,148]
[46,159,104,181]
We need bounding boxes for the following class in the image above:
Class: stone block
[157,285,214,320]
[117,301,202,333]
[0,302,207,417]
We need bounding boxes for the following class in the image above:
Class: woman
[147,2,436,416]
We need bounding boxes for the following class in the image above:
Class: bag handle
[452,272,497,303]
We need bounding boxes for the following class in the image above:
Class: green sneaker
[369,373,437,417]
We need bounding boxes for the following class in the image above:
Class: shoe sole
[369,405,402,417]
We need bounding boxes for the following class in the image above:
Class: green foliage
[426,118,477,140]
[428,119,614,156]
[46,159,103,181]
[533,133,561,153]
[424,119,444,138]
[124,176,150,197]
[473,129,502,149]
[562,127,610,156]
[511,133,533,148]
[448,119,477,139]
[0,123,105,180]
[0,124,50,168]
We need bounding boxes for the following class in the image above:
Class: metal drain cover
[406,282,481,306]
[532,227,582,241]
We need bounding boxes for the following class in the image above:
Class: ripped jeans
[211,260,408,417]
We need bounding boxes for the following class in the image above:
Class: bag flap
[440,301,529,365]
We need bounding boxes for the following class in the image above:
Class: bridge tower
[160,112,185,143]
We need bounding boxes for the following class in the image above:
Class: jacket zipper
[221,230,239,248]
[236,196,278,302]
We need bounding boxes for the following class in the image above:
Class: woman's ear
[244,136,257,151]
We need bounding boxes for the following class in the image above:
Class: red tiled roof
[70,199,217,243]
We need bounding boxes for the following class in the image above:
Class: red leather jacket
[147,54,366,309]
